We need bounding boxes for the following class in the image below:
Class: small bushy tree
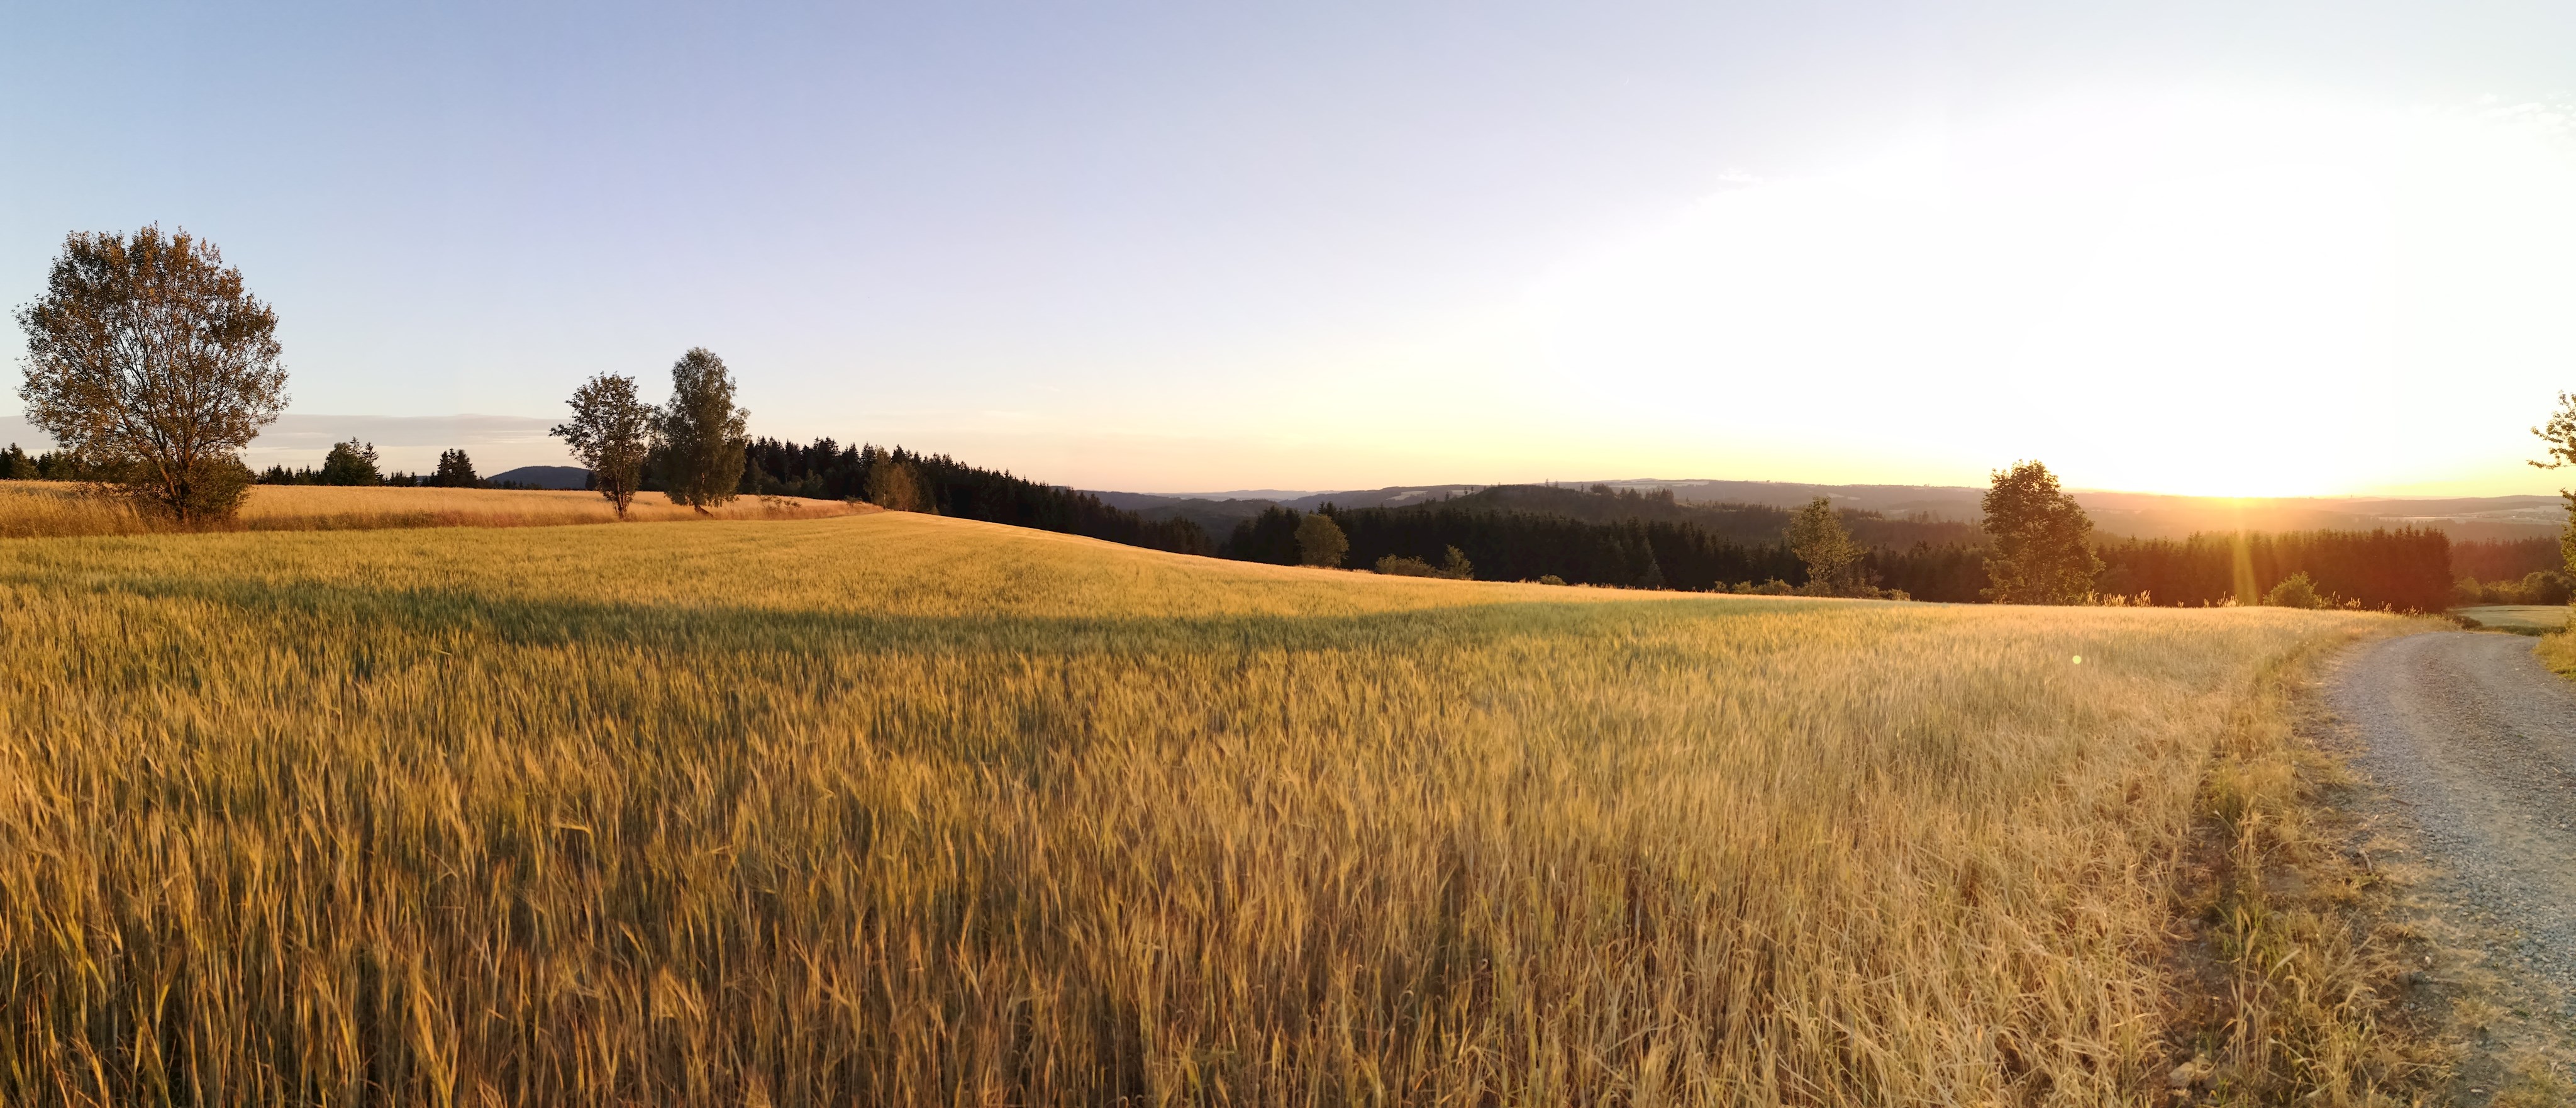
[1438,545,1474,580]
[319,439,379,485]
[1980,461,2102,605]
[16,226,287,522]
[1296,512,1347,568]
[655,348,748,514]
[1375,554,1435,576]
[550,374,656,519]
[1787,496,1862,595]
[2263,571,2324,609]
[867,459,927,512]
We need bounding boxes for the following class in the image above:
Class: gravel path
[2328,631,2576,1058]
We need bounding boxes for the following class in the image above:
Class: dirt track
[2328,631,2576,1087]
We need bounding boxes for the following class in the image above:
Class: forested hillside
[738,437,1211,554]
[1221,503,1804,590]
[1425,484,1981,548]
[1218,493,2477,610]
[2453,535,2567,581]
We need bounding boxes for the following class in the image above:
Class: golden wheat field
[0,480,862,537]
[0,512,2409,1105]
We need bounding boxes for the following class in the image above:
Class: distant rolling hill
[486,465,591,490]
[1089,479,2567,544]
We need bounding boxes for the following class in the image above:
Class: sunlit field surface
[2451,603,2572,634]
[0,513,2397,1105]
[0,480,860,537]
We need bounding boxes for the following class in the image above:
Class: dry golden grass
[0,481,161,537]
[0,479,862,537]
[2538,627,2576,676]
[0,513,2420,1104]
[2163,647,2438,1104]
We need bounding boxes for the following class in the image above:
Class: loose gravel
[2327,631,2576,1078]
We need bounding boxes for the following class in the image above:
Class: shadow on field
[67,571,1831,658]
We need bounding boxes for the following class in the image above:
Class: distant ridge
[487,465,590,490]
[1087,479,2568,542]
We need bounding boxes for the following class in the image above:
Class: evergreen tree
[1636,549,1666,590]
[431,451,465,486]
[430,449,480,488]
[1980,461,2101,604]
[1223,507,1306,564]
[654,348,748,514]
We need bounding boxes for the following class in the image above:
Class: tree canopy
[1296,512,1348,568]
[2531,391,2576,573]
[655,348,748,514]
[319,439,380,486]
[1980,461,2101,605]
[14,226,287,522]
[1786,496,1863,595]
[431,449,480,488]
[550,374,656,519]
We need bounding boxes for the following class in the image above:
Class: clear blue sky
[8,1,2576,494]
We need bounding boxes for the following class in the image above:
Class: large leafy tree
[319,439,379,486]
[550,374,656,519]
[1980,461,2101,604]
[654,348,749,514]
[2531,391,2576,576]
[15,226,287,522]
[1787,496,1862,595]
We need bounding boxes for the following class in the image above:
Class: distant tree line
[0,444,89,481]
[2452,536,2566,583]
[1855,528,2461,610]
[1866,544,1989,602]
[3,439,525,490]
[1203,464,2477,612]
[736,437,1211,554]
[2091,529,2454,610]
[1219,504,1804,590]
[1399,484,1975,549]
[2456,570,2572,607]
[252,442,490,488]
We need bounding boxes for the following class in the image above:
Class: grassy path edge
[2536,629,2575,676]
[2162,624,2445,1104]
